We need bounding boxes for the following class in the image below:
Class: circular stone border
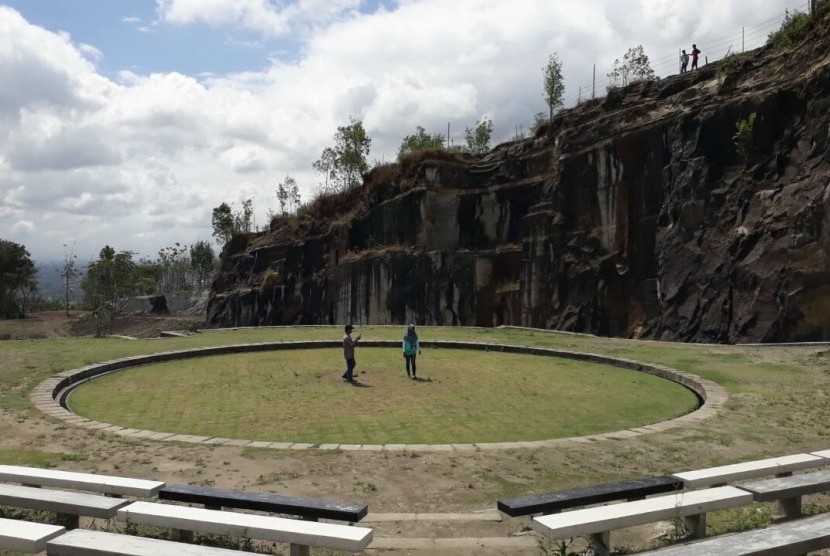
[30,340,727,452]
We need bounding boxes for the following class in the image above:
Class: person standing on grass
[402,323,421,379]
[342,324,361,382]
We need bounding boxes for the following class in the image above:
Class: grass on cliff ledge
[66,347,697,444]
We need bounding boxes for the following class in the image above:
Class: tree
[276,176,297,216]
[156,243,190,293]
[81,246,146,334]
[312,147,339,194]
[290,180,301,214]
[397,126,445,160]
[211,200,254,246]
[465,117,494,155]
[59,243,78,316]
[313,117,371,192]
[211,202,235,245]
[607,45,656,88]
[542,53,565,120]
[0,239,37,318]
[190,240,215,288]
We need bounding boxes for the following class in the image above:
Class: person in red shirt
[342,324,361,382]
[691,44,701,69]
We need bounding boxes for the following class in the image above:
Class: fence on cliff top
[479,0,814,149]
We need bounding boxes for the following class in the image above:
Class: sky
[0,0,808,264]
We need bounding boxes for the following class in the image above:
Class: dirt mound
[0,311,204,340]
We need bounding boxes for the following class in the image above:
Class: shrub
[733,112,757,159]
[767,9,811,49]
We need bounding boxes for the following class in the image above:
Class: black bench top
[158,484,368,522]
[497,475,683,517]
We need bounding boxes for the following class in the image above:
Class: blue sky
[0,0,806,263]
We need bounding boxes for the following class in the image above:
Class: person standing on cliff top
[402,324,421,379]
[691,44,701,70]
[342,324,361,382]
[680,49,689,73]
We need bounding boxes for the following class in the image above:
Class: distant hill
[35,260,86,302]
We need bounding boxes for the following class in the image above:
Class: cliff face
[208,15,830,343]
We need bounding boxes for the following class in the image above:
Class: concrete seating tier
[46,529,261,555]
[0,517,65,553]
[0,465,165,497]
[116,501,373,556]
[638,513,830,555]
[532,486,753,556]
[497,475,682,517]
[738,468,830,519]
[670,453,829,488]
[0,484,131,529]
[159,483,367,522]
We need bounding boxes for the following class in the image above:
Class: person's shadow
[347,379,372,388]
[411,377,431,383]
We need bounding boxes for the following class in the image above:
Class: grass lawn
[66,347,698,444]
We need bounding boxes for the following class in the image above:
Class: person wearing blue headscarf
[402,324,421,379]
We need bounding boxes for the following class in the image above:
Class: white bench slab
[638,513,830,555]
[0,484,131,528]
[671,453,828,488]
[0,517,65,553]
[810,449,830,459]
[532,486,753,556]
[0,465,165,497]
[738,468,830,518]
[46,529,260,555]
[117,501,373,554]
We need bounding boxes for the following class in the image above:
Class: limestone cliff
[208,13,830,343]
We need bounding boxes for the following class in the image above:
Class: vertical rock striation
[208,16,830,343]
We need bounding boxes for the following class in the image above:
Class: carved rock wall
[208,17,830,343]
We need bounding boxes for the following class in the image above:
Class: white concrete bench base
[0,517,65,553]
[671,453,828,489]
[0,465,165,497]
[46,529,260,555]
[638,513,830,555]
[738,469,830,519]
[0,484,131,528]
[533,486,753,556]
[117,501,373,553]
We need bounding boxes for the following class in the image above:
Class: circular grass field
[67,347,699,445]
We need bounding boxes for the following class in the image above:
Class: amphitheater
[3,323,830,555]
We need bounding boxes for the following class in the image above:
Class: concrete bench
[0,465,165,497]
[0,517,65,553]
[46,528,261,555]
[0,484,131,529]
[532,486,753,556]
[738,468,830,519]
[117,501,373,556]
[670,453,829,489]
[637,513,830,555]
[159,483,367,522]
[497,475,682,517]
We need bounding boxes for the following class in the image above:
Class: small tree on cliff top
[542,53,565,120]
[313,117,371,192]
[607,45,656,89]
[398,126,445,161]
[464,117,494,155]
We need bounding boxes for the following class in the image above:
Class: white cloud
[0,0,798,261]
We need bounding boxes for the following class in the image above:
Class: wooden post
[592,64,596,98]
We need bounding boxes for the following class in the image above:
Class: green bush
[767,9,811,48]
[733,112,757,159]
